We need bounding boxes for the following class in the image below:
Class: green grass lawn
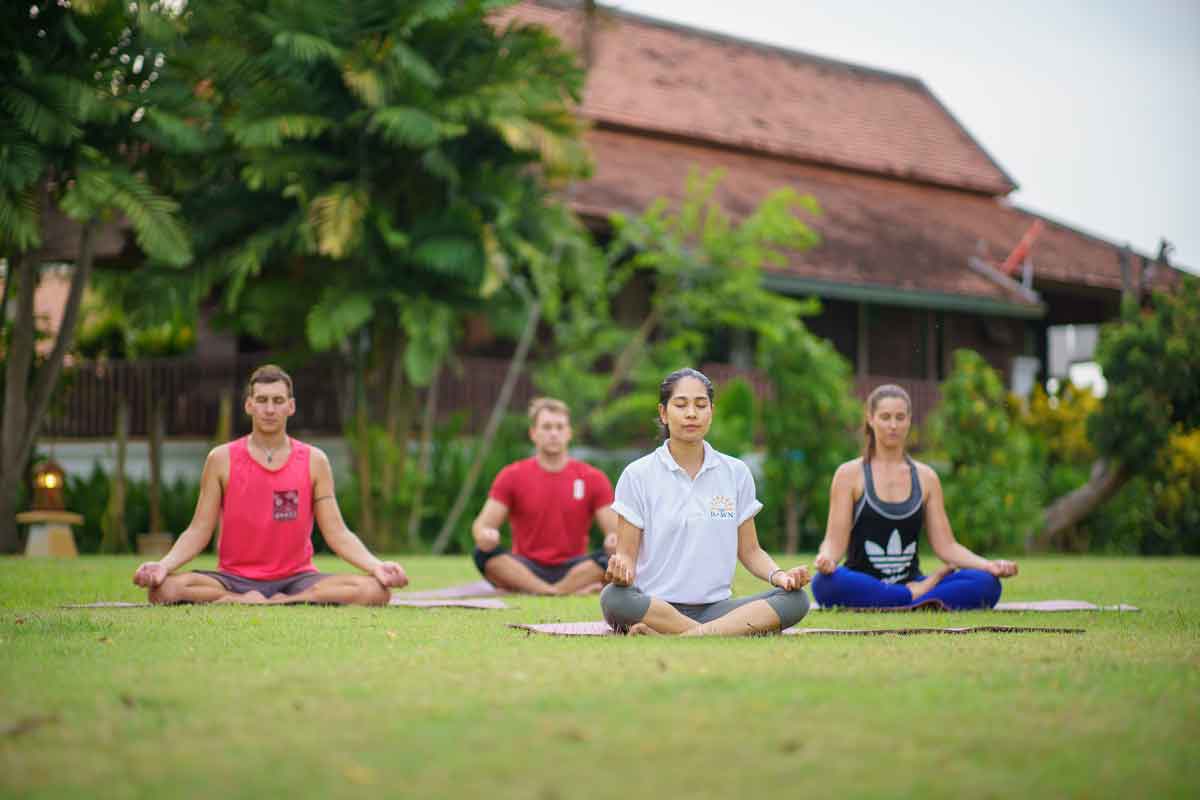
[2,555,1198,800]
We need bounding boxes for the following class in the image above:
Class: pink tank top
[218,437,316,580]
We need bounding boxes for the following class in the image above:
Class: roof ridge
[532,0,926,87]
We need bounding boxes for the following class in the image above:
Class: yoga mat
[509,621,1086,637]
[63,597,508,610]
[810,599,1140,613]
[402,580,604,600]
[388,597,508,609]
[401,580,508,600]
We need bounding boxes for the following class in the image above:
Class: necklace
[252,436,286,464]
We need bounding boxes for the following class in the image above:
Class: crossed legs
[149,572,389,606]
[483,554,605,596]
[600,584,811,636]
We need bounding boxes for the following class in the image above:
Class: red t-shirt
[488,458,614,565]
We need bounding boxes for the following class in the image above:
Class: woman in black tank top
[810,385,1019,610]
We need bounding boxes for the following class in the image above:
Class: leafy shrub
[925,350,1043,553]
[757,324,860,553]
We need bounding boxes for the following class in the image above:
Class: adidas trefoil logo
[865,530,916,584]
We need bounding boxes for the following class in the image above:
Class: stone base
[24,524,79,558]
[137,533,175,556]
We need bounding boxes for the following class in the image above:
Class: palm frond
[306,288,374,351]
[308,183,366,259]
[273,31,343,65]
[229,114,334,148]
[369,106,440,148]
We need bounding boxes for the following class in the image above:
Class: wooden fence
[42,355,939,438]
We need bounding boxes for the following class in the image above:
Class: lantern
[31,460,67,511]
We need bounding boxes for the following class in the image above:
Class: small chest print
[709,495,736,520]
[573,478,586,501]
[273,489,299,521]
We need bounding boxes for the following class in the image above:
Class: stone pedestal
[16,511,83,558]
[137,533,175,556]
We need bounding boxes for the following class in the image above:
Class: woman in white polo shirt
[600,368,812,635]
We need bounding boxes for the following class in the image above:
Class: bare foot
[906,565,955,602]
[216,590,270,605]
[573,582,603,596]
[628,622,662,636]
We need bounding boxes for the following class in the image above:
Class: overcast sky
[612,0,1200,273]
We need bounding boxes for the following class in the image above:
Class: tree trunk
[579,292,667,440]
[353,370,378,550]
[0,219,96,552]
[100,394,130,553]
[784,487,800,555]
[146,374,165,534]
[0,252,36,552]
[406,363,442,551]
[1030,459,1131,551]
[431,300,542,554]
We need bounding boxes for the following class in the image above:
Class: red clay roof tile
[500,1,1018,196]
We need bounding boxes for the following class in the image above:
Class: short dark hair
[246,364,294,398]
[657,367,714,440]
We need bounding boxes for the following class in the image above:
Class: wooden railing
[42,355,939,438]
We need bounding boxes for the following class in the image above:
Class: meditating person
[132,364,408,605]
[810,384,1018,609]
[601,368,811,636]
[470,397,618,595]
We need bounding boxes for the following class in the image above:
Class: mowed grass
[2,555,1198,800]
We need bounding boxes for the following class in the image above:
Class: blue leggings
[811,566,1002,610]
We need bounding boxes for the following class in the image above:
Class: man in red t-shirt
[471,397,617,594]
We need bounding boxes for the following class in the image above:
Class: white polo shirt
[611,440,763,604]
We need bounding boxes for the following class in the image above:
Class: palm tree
[0,1,193,552]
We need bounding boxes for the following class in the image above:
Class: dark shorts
[192,570,331,598]
[472,548,609,585]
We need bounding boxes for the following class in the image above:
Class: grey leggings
[601,583,811,632]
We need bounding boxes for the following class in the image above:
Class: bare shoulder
[205,444,231,472]
[307,444,332,466]
[833,458,864,483]
[911,460,942,491]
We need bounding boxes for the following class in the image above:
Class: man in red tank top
[470,397,617,594]
[132,365,408,605]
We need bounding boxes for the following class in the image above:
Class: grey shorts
[192,570,331,598]
[600,583,811,632]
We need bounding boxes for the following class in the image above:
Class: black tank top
[844,457,923,584]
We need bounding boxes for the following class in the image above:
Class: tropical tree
[161,0,592,550]
[1035,278,1200,547]
[534,169,823,444]
[0,0,192,552]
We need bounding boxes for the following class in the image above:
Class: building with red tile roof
[502,0,1186,387]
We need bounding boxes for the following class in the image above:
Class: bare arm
[594,505,618,553]
[133,448,224,586]
[814,462,857,574]
[312,449,407,586]
[737,516,809,591]
[603,514,642,586]
[923,466,1018,577]
[471,498,509,552]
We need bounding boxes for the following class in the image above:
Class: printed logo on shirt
[573,478,585,501]
[273,489,299,521]
[865,529,916,584]
[709,495,736,520]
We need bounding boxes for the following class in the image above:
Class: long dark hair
[863,384,911,463]
[658,367,714,440]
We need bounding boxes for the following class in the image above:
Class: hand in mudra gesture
[771,566,810,591]
[605,553,635,586]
